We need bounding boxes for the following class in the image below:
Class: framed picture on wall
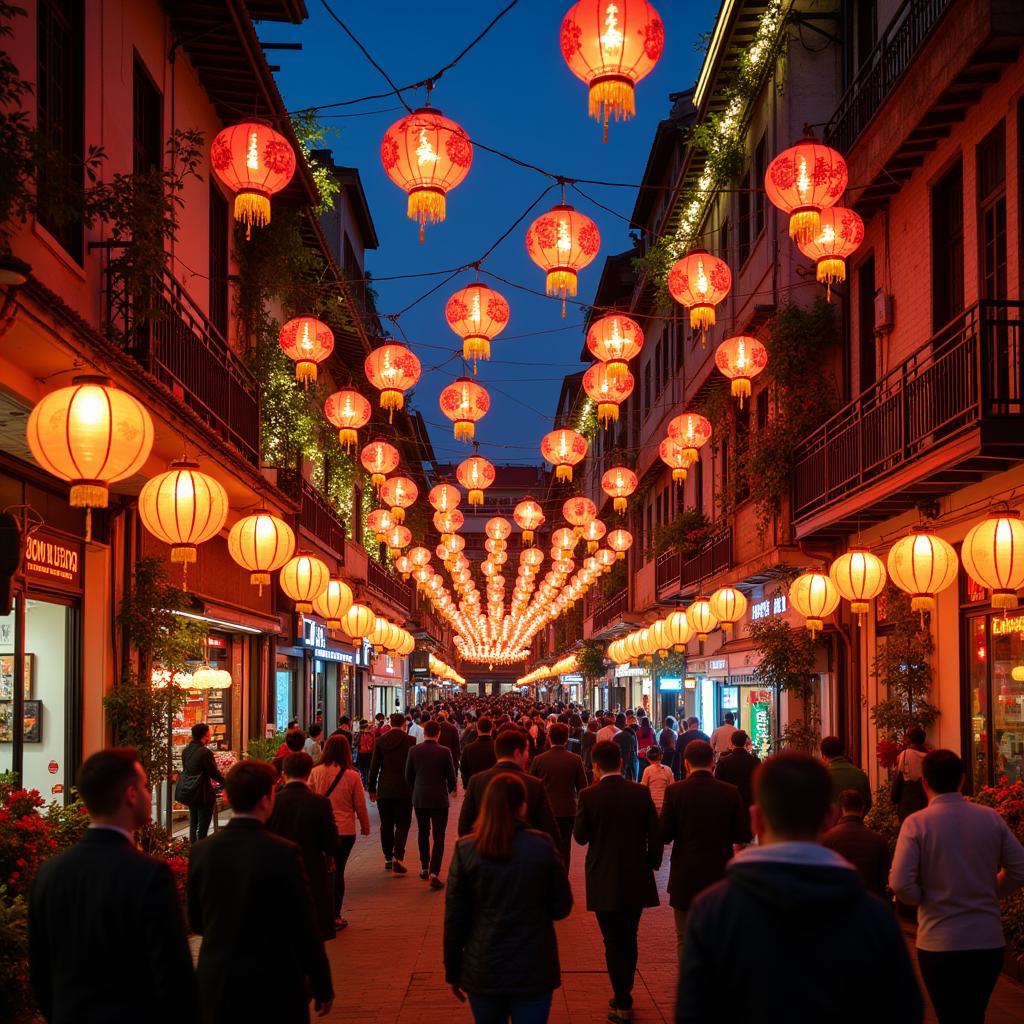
[0,654,33,700]
[22,700,41,743]
[0,702,11,742]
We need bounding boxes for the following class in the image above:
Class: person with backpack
[891,726,929,821]
[176,723,225,842]
[356,720,375,783]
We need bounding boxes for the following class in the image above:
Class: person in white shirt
[639,746,674,814]
[890,748,1024,1023]
[408,714,424,743]
[709,713,737,760]
[303,723,323,763]
[595,714,620,744]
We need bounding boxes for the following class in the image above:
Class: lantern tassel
[234,192,271,240]
[789,209,821,246]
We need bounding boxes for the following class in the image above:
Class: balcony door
[931,160,964,334]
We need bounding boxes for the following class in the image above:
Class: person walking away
[276,720,301,758]
[890,748,1024,1023]
[355,720,375,782]
[531,722,588,869]
[574,740,663,1024]
[639,746,674,815]
[188,761,333,1022]
[596,714,620,744]
[822,789,890,898]
[373,712,391,738]
[714,730,760,810]
[368,711,416,874]
[677,753,922,1022]
[309,734,370,929]
[659,740,749,964]
[408,712,425,743]
[709,712,737,762]
[613,713,640,782]
[460,716,497,789]
[459,728,559,845]
[582,719,599,782]
[177,722,226,842]
[268,752,343,941]
[406,719,457,889]
[274,729,307,781]
[445,774,573,1023]
[635,717,657,777]
[673,718,710,779]
[891,726,929,821]
[29,748,197,1024]
[820,736,872,812]
[658,718,678,779]
[304,723,324,763]
[436,710,463,782]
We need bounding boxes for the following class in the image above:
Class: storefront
[368,650,405,720]
[277,617,360,731]
[612,664,648,714]
[559,672,584,705]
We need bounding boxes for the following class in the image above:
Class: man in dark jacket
[267,752,342,940]
[613,713,640,781]
[659,740,750,963]
[677,753,922,1023]
[188,761,333,1023]
[436,710,462,779]
[822,788,891,897]
[460,716,497,788]
[820,735,873,812]
[177,722,225,842]
[574,740,663,1023]
[672,717,710,778]
[714,730,760,810]
[29,748,197,1024]
[459,728,559,844]
[531,722,588,868]
[405,719,457,888]
[368,711,416,873]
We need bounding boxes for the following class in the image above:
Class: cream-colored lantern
[960,512,1024,610]
[829,548,886,618]
[887,528,958,614]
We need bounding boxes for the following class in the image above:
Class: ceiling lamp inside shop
[445,283,510,370]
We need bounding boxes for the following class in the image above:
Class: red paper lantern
[514,498,546,544]
[428,483,461,513]
[667,250,731,336]
[586,314,644,383]
[434,508,465,538]
[360,439,400,488]
[380,107,473,241]
[526,205,601,314]
[210,121,296,237]
[668,412,713,461]
[324,389,371,451]
[582,517,607,553]
[797,206,864,298]
[764,140,848,244]
[601,466,638,513]
[541,428,588,483]
[607,527,633,560]
[456,456,496,506]
[486,517,513,542]
[583,361,634,425]
[379,475,418,523]
[659,437,693,483]
[439,377,490,442]
[715,336,768,407]
[367,508,394,543]
[563,496,597,535]
[364,341,422,420]
[445,284,510,369]
[560,0,665,140]
[385,524,412,557]
[279,316,333,386]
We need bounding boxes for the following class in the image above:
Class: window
[133,57,162,174]
[931,160,964,331]
[209,183,229,338]
[37,0,85,261]
[977,123,1007,301]
[735,403,750,504]
[753,135,766,239]
[857,256,876,391]
[643,361,652,419]
[738,168,752,265]
[755,389,769,433]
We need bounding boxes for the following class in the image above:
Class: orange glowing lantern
[360,439,400,489]
[686,598,719,642]
[514,498,546,544]
[668,413,713,462]
[961,513,1024,610]
[887,528,958,614]
[541,428,588,483]
[367,508,394,543]
[278,316,333,386]
[583,362,634,425]
[708,585,748,634]
[380,107,473,241]
[340,603,376,641]
[445,284,510,369]
[409,546,432,569]
[797,206,865,299]
[788,570,840,637]
[439,377,490,442]
[434,508,465,538]
[379,476,418,524]
[457,456,496,506]
[563,496,597,536]
[324,390,371,452]
[583,518,607,554]
[764,139,848,244]
[595,547,617,571]
[586,314,644,383]
[667,250,732,337]
[526,205,601,315]
[385,524,412,558]
[560,0,665,141]
[715,336,768,407]
[428,483,461,513]
[279,552,331,613]
[364,341,422,420]
[601,466,638,513]
[659,437,694,483]
[486,517,513,542]
[210,121,296,237]
[312,577,354,629]
[227,510,296,595]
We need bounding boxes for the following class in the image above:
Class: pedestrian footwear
[429,874,444,890]
[335,917,349,931]
[384,860,393,870]
[392,860,408,875]
[419,869,429,880]
[608,1012,631,1024]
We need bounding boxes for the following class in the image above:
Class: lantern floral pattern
[439,377,491,442]
[602,466,638,513]
[667,250,732,335]
[586,314,644,382]
[364,342,422,419]
[324,389,372,452]
[764,140,848,244]
[379,476,418,523]
[278,316,334,386]
[428,483,461,512]
[456,455,496,506]
[526,205,601,312]
[668,412,713,458]
[797,206,864,298]
[583,362,634,425]
[714,336,768,406]
[360,439,400,488]
[445,284,510,368]
[541,428,588,483]
[514,498,546,544]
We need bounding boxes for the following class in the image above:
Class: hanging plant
[651,507,711,557]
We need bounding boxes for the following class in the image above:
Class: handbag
[323,766,346,799]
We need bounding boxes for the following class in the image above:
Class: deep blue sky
[259,2,715,466]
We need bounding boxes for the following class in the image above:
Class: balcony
[277,469,347,562]
[591,588,631,637]
[366,557,414,615]
[103,259,261,464]
[793,301,1024,538]
[656,528,733,599]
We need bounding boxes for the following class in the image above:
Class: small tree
[750,616,821,752]
[577,640,607,689]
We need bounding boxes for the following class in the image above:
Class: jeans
[415,807,448,875]
[467,992,553,1024]
[595,908,643,1010]
[917,947,1005,1024]
[333,834,356,916]
[673,909,688,965]
[555,817,574,871]
[188,804,213,843]
[377,796,413,862]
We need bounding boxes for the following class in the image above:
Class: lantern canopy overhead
[764,139,848,244]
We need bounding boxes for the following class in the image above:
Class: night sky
[258,2,715,466]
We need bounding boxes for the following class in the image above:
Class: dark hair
[77,748,141,816]
[664,716,675,729]
[731,730,749,748]
[308,724,322,739]
[647,746,663,762]
[282,752,314,779]
[615,713,626,728]
[684,740,714,769]
[754,753,833,839]
[287,719,299,729]
[477,717,493,735]
[339,716,351,727]
[549,723,569,745]
[191,723,210,742]
[320,734,354,770]
[423,720,441,739]
[838,788,865,814]
[285,730,306,752]
[922,749,963,794]
[225,761,276,813]
[390,712,406,728]
[592,739,622,773]
[724,712,735,725]
[471,773,527,860]
[907,726,926,746]
[820,736,844,759]
[494,728,528,758]
[687,717,699,728]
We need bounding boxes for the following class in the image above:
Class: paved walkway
[315,790,1023,1023]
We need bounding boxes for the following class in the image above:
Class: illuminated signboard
[751,594,787,621]
[993,615,1024,637]
[659,677,682,691]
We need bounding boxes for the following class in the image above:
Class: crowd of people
[24,693,1024,1024]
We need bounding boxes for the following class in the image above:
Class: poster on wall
[23,700,41,743]
[0,653,32,700]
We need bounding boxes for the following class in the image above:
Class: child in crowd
[640,744,675,814]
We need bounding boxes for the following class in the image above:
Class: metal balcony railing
[277,469,347,562]
[823,0,954,154]
[367,557,414,613]
[656,550,680,592]
[592,587,630,635]
[680,528,733,590]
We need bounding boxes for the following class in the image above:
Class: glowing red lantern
[541,428,588,483]
[659,437,693,483]
[457,456,496,506]
[586,314,643,383]
[380,107,473,241]
[210,121,296,237]
[385,524,412,558]
[668,413,713,461]
[563,496,597,535]
[583,362,634,425]
[602,466,638,513]
[434,508,464,538]
[428,483,461,513]
[582,518,607,554]
[715,336,768,407]
[797,206,865,299]
[360,439,400,488]
[486,517,513,542]
[514,498,546,544]
[364,341,422,420]
[379,476,418,523]
[607,527,633,560]
[439,377,490,442]
[445,284,510,369]
[324,389,371,452]
[526,205,601,315]
[560,0,665,141]
[367,509,394,543]
[667,250,731,336]
[765,139,848,244]
[278,316,333,386]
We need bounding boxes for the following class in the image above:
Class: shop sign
[560,672,583,684]
[751,594,786,621]
[750,698,772,755]
[659,677,682,691]
[23,530,82,590]
[993,615,1024,637]
[683,676,697,690]
[615,664,648,678]
[708,658,728,672]
[355,638,373,668]
[410,650,430,678]
[299,618,355,664]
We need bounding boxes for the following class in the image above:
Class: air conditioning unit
[874,291,894,333]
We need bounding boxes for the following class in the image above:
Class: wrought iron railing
[656,550,680,592]
[277,469,347,562]
[823,0,954,154]
[793,301,1024,521]
[680,529,733,590]
[591,587,630,635]
[367,557,414,613]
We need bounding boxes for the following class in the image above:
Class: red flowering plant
[0,783,58,900]
[875,739,901,770]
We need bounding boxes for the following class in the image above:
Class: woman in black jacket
[177,722,225,842]
[444,773,573,1023]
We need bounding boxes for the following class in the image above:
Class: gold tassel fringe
[614,497,627,514]
[235,192,271,240]
[731,378,751,407]
[296,361,317,387]
[555,465,573,484]
[598,402,619,425]
[338,428,357,452]
[454,421,475,443]
[789,209,821,246]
